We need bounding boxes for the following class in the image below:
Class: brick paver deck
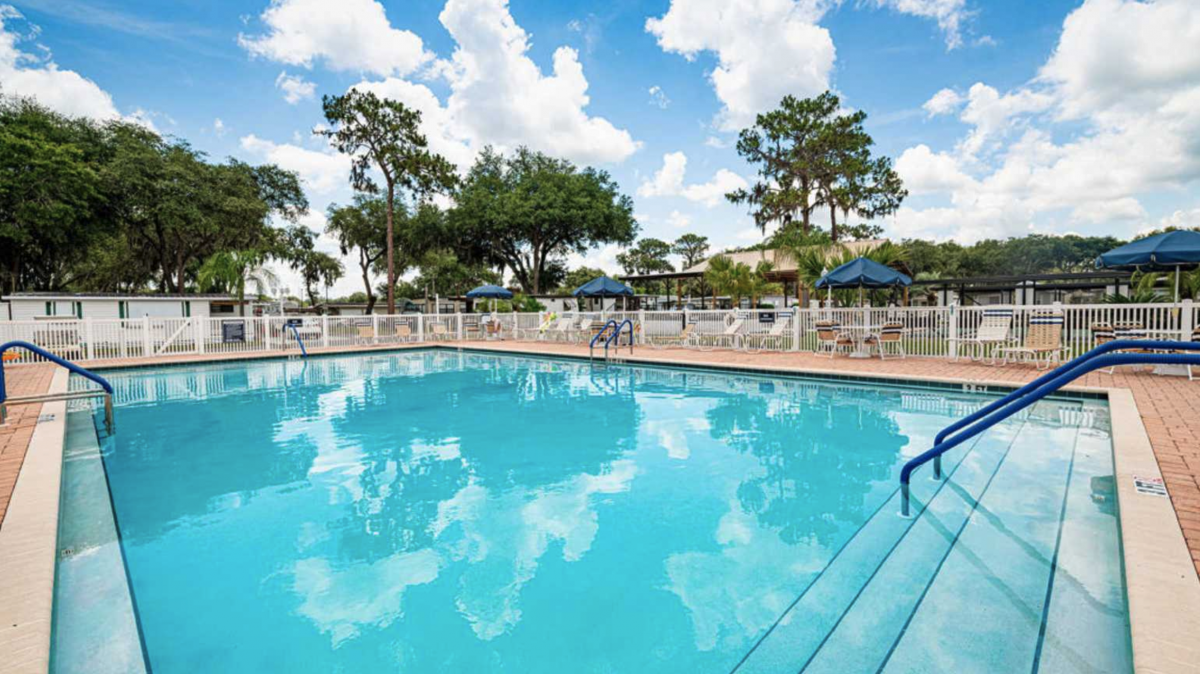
[1,341,1197,578]
[0,364,54,527]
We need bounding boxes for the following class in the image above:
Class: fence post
[1182,300,1195,340]
[792,308,802,352]
[948,304,958,360]
[372,314,379,345]
[195,318,204,354]
[322,315,329,348]
[84,317,94,361]
[417,314,425,342]
[456,312,463,340]
[142,316,151,357]
[638,309,646,345]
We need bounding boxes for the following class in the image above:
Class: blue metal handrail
[1,340,115,432]
[927,339,1200,480]
[288,324,309,358]
[604,319,634,357]
[900,341,1199,516]
[589,320,620,359]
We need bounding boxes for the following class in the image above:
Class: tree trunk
[829,206,839,243]
[385,181,396,315]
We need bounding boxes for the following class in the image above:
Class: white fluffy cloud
[239,0,431,77]
[239,134,350,194]
[638,151,748,207]
[275,71,316,104]
[870,0,971,49]
[891,0,1200,242]
[923,87,963,116]
[346,0,638,167]
[0,6,123,121]
[646,0,835,131]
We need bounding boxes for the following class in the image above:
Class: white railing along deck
[1,301,1195,365]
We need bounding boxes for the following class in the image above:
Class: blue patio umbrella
[466,284,513,312]
[1097,230,1200,301]
[573,276,634,310]
[466,284,514,299]
[815,257,912,306]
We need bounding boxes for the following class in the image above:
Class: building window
[119,301,127,319]
[45,301,53,316]
[74,302,82,318]
[183,301,192,318]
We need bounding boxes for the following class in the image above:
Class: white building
[1,293,244,321]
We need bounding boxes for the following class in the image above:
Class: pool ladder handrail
[603,319,635,361]
[0,340,116,433]
[288,324,309,358]
[589,320,619,360]
[900,339,1200,516]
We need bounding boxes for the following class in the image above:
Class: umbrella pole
[1175,265,1181,303]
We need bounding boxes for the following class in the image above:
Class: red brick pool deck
[2,341,1198,580]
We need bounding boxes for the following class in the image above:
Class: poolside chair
[395,324,413,343]
[1113,322,1146,340]
[1190,327,1200,381]
[997,312,1064,369]
[1091,322,1117,373]
[430,323,451,341]
[523,315,556,340]
[462,317,483,340]
[744,317,792,352]
[544,317,575,342]
[815,320,854,358]
[649,323,694,349]
[867,322,906,360]
[356,325,376,345]
[485,319,504,340]
[705,318,746,351]
[963,308,1013,363]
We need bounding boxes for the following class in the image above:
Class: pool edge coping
[1107,388,1200,674]
[6,346,1197,673]
[0,369,68,673]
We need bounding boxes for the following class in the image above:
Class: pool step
[732,413,1033,673]
[52,410,149,674]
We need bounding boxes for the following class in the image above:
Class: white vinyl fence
[1,301,1196,365]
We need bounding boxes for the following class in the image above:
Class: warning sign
[1133,476,1168,497]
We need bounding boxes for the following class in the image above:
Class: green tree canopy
[326,194,388,314]
[451,146,638,294]
[672,233,710,269]
[318,89,457,313]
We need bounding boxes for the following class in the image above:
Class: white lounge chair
[744,317,792,352]
[963,308,1013,363]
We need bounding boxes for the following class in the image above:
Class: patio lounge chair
[544,317,575,342]
[356,325,376,345]
[998,312,1064,369]
[522,315,556,340]
[963,308,1013,363]
[395,324,413,342]
[814,320,854,358]
[485,319,505,340]
[703,318,745,351]
[744,317,792,352]
[866,322,906,360]
[430,323,451,341]
[648,323,694,349]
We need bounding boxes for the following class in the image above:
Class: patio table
[812,325,884,359]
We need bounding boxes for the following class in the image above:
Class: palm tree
[746,261,783,307]
[197,250,279,316]
[704,254,736,308]
[1133,267,1200,301]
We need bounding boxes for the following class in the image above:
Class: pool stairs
[732,404,1130,673]
[0,341,115,433]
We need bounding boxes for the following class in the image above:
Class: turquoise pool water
[55,350,1131,672]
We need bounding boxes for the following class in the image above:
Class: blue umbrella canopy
[815,257,912,289]
[573,276,634,297]
[1096,230,1200,269]
[465,284,514,299]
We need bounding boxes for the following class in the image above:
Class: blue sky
[4,0,1199,296]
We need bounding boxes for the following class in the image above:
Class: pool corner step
[52,410,150,674]
[731,414,1032,674]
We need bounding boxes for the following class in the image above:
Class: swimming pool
[54,349,1132,672]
